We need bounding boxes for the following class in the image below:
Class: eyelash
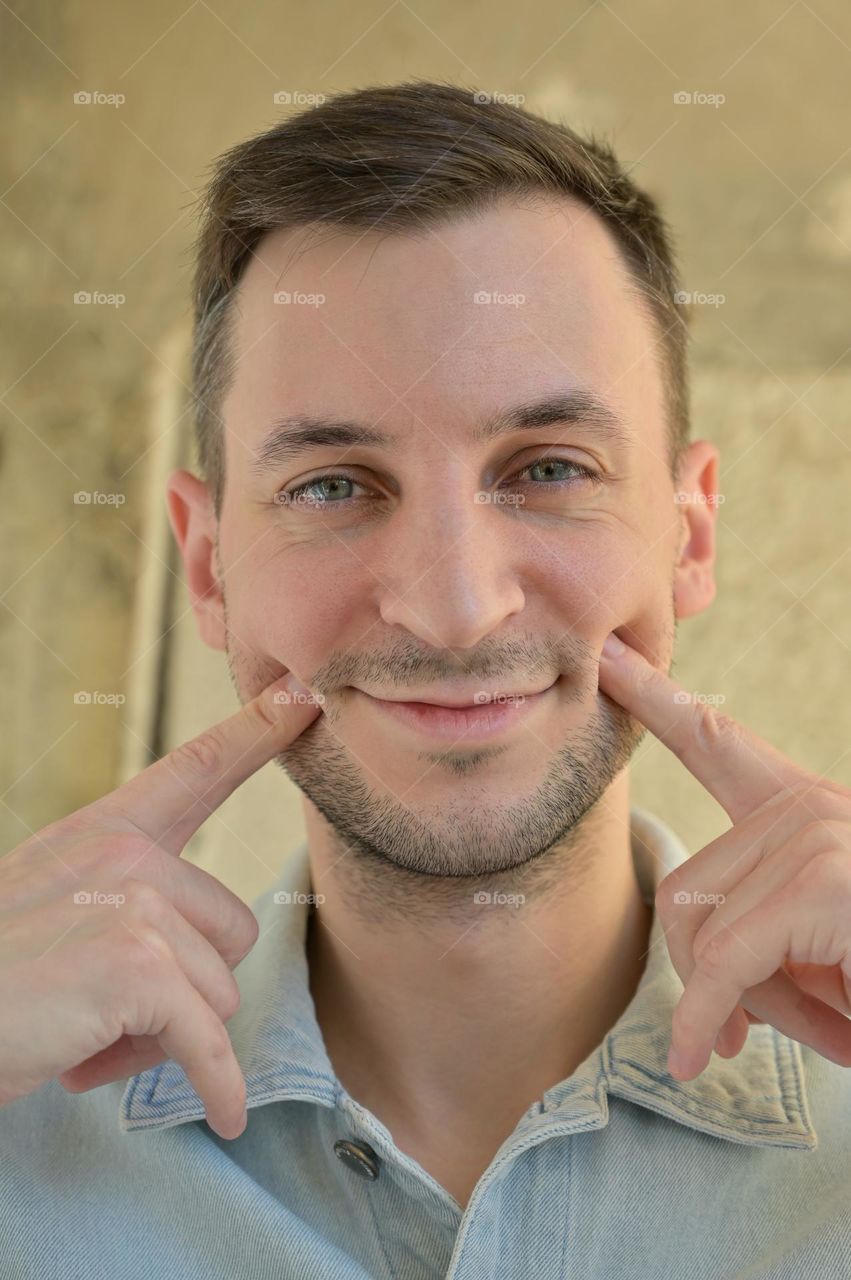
[275,457,600,510]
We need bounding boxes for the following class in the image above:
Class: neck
[304,772,652,1189]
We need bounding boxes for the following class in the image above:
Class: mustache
[306,631,597,697]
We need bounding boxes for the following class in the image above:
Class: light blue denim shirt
[3,806,851,1279]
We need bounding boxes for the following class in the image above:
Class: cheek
[238,551,369,675]
[529,526,675,664]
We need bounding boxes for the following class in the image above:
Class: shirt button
[333,1138,381,1180]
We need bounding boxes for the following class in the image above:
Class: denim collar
[120,807,816,1151]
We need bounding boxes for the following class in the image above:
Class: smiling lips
[360,680,558,708]
[359,679,559,743]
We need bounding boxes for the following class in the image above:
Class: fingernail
[282,671,312,698]
[602,632,626,659]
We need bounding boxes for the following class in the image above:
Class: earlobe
[672,440,720,622]
[164,468,227,652]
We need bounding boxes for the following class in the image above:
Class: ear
[672,439,721,621]
[165,469,227,651]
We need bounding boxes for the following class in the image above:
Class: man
[2,81,851,1278]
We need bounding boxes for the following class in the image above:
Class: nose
[378,497,525,649]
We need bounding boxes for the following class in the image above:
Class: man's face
[178,195,715,878]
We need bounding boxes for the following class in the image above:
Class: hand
[598,631,851,1081]
[0,671,321,1139]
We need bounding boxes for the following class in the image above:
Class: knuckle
[247,689,281,734]
[692,929,732,982]
[122,877,166,924]
[799,846,851,897]
[630,663,656,702]
[692,704,737,754]
[172,729,226,779]
[117,924,174,979]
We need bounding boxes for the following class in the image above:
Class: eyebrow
[248,388,634,478]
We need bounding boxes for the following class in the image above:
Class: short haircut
[191,79,691,515]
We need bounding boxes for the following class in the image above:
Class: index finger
[597,631,814,823]
[101,672,322,854]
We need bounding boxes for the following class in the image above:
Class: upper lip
[360,680,557,708]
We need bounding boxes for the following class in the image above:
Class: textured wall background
[2,0,850,893]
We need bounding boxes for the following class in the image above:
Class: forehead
[221,195,666,460]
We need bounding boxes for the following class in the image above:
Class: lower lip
[362,683,557,743]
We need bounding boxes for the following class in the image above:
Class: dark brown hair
[191,79,690,515]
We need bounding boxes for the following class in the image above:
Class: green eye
[275,457,599,514]
[277,474,360,507]
[523,458,594,484]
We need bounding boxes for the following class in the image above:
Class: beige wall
[3,1,850,888]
